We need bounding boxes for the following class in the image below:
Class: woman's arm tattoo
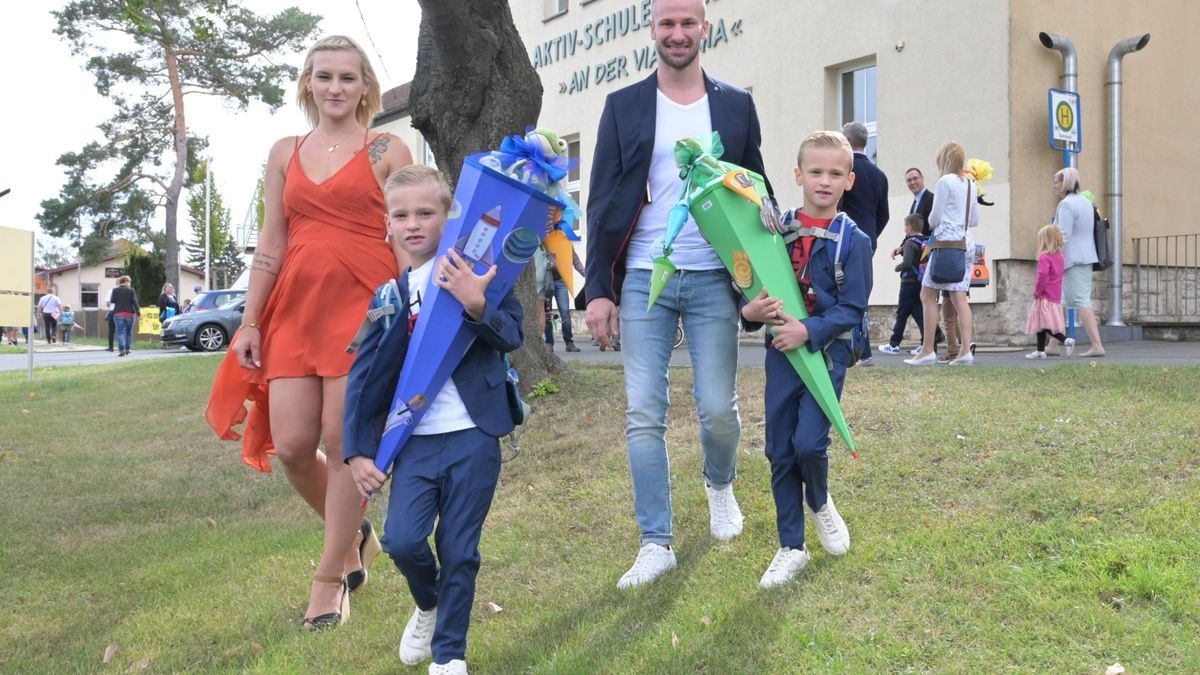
[368,135,391,165]
[252,252,280,276]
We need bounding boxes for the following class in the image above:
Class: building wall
[515,0,1013,307]
[1010,0,1198,263]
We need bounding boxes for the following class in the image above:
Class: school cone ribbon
[679,138,858,455]
[371,152,561,478]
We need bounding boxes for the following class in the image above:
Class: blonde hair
[296,36,382,128]
[161,283,174,294]
[385,165,453,212]
[935,140,966,177]
[796,130,854,171]
[1054,167,1081,193]
[1038,224,1064,255]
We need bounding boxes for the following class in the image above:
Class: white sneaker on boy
[878,344,902,355]
[399,606,438,665]
[706,483,744,541]
[1025,350,1047,359]
[617,543,677,590]
[806,496,851,556]
[429,660,467,675]
[759,547,810,588]
[1063,337,1076,358]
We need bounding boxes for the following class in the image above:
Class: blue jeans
[543,278,574,346]
[619,268,741,546]
[114,315,134,352]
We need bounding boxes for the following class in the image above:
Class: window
[422,140,437,169]
[565,136,582,211]
[81,283,99,309]
[544,0,568,21]
[838,64,878,163]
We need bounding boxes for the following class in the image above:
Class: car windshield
[217,296,245,311]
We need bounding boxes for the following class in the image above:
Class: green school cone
[689,167,857,455]
[647,254,678,310]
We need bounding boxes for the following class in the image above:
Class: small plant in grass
[529,378,558,398]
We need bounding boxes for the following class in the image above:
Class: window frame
[837,62,879,163]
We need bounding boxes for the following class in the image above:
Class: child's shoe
[759,547,809,588]
[806,496,850,555]
[429,660,467,675]
[1025,351,1047,359]
[399,606,437,665]
[1063,337,1076,358]
[878,344,901,355]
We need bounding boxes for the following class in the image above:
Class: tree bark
[412,0,563,387]
[164,35,186,293]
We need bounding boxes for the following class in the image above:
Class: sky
[0,0,421,253]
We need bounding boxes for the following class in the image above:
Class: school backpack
[782,211,871,367]
[905,235,928,281]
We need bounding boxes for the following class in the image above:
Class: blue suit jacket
[839,151,890,249]
[342,271,525,463]
[585,71,772,306]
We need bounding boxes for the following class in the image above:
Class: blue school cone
[373,153,559,475]
[689,166,857,456]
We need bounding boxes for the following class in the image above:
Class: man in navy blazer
[584,0,771,591]
[837,122,889,364]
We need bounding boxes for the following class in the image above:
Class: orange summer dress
[206,132,398,471]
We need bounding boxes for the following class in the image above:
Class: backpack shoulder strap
[346,278,404,354]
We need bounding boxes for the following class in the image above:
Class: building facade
[378,0,1198,342]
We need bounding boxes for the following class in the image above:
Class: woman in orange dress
[206,35,412,630]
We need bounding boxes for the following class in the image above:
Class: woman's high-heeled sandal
[301,575,349,631]
[347,518,382,593]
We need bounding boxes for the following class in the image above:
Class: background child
[1025,224,1072,359]
[58,305,76,344]
[741,131,871,588]
[346,166,523,675]
[879,214,927,354]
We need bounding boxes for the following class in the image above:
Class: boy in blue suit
[346,166,523,675]
[741,131,872,588]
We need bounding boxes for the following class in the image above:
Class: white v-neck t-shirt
[406,259,475,435]
[626,90,723,272]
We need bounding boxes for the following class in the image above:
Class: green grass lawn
[1,358,1197,673]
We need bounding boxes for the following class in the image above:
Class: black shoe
[346,519,382,593]
[301,576,349,631]
[969,342,977,356]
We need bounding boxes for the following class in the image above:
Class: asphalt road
[0,345,205,372]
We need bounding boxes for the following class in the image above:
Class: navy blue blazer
[342,271,525,463]
[839,151,890,249]
[585,71,772,306]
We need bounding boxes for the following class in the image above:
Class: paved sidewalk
[555,337,1200,369]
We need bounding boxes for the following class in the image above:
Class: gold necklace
[315,127,361,154]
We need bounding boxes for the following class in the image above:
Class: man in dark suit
[904,167,934,236]
[585,0,771,590]
[837,122,889,364]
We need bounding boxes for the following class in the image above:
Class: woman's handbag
[928,178,973,285]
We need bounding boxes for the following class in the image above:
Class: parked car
[162,296,244,351]
[185,289,246,314]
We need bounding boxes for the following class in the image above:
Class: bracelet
[242,322,261,330]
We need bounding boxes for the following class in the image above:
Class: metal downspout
[1106,34,1151,327]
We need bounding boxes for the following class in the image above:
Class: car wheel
[196,324,227,352]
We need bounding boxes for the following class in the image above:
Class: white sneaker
[759,547,810,588]
[399,606,438,665]
[910,346,923,355]
[806,496,850,556]
[1025,350,1046,359]
[429,660,467,675]
[1063,337,1076,358]
[617,543,677,590]
[706,484,744,541]
[878,344,901,355]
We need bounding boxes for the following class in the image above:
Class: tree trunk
[164,41,186,292]
[412,0,563,387]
